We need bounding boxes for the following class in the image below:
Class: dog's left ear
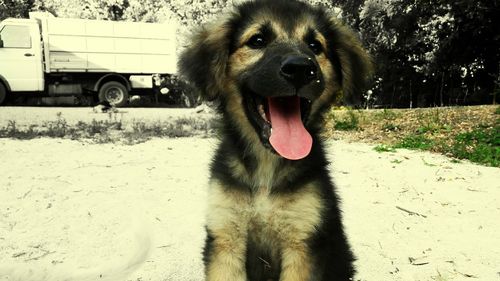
[179,21,231,101]
[328,20,374,107]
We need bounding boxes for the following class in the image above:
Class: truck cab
[0,18,44,102]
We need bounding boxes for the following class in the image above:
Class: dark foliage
[0,0,35,20]
[335,0,500,108]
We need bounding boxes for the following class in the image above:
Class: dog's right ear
[179,21,231,101]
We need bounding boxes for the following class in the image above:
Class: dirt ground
[0,134,498,281]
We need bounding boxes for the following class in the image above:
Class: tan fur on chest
[207,180,324,252]
[250,186,323,243]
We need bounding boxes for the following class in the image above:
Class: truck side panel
[41,18,176,74]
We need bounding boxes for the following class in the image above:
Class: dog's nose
[280,55,318,88]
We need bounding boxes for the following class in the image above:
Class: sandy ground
[0,136,499,281]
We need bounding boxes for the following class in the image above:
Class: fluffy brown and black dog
[180,0,372,280]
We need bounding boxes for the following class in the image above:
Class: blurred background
[0,0,498,108]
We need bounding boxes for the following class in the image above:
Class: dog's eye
[247,34,267,49]
[308,39,323,55]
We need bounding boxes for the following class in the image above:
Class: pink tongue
[268,96,312,160]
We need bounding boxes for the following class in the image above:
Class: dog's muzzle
[239,49,325,160]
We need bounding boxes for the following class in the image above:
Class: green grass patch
[414,108,452,134]
[394,134,435,150]
[326,106,497,167]
[332,110,360,131]
[390,125,499,167]
[374,108,399,121]
[382,123,401,131]
[445,126,499,167]
[373,144,396,153]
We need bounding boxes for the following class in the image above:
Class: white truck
[0,12,177,106]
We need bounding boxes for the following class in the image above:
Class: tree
[434,0,500,105]
[332,0,365,27]
[123,0,173,23]
[0,0,35,20]
[337,0,500,107]
[79,0,129,20]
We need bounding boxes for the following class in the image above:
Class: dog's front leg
[205,181,250,281]
[280,245,313,281]
[205,229,248,281]
[274,184,323,281]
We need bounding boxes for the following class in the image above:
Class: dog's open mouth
[248,95,313,160]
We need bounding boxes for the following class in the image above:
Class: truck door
[0,23,43,91]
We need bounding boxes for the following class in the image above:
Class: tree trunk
[391,84,395,108]
[439,72,445,107]
[409,79,413,109]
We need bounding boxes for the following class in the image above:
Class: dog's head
[180,0,372,160]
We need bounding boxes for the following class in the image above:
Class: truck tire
[0,83,6,105]
[98,81,129,107]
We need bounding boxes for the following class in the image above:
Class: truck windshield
[0,25,31,48]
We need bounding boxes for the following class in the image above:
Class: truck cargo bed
[34,16,177,74]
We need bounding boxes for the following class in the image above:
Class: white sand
[0,137,498,281]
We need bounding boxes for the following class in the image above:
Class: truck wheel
[98,81,129,107]
[0,83,6,105]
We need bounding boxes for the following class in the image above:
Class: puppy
[180,0,373,280]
